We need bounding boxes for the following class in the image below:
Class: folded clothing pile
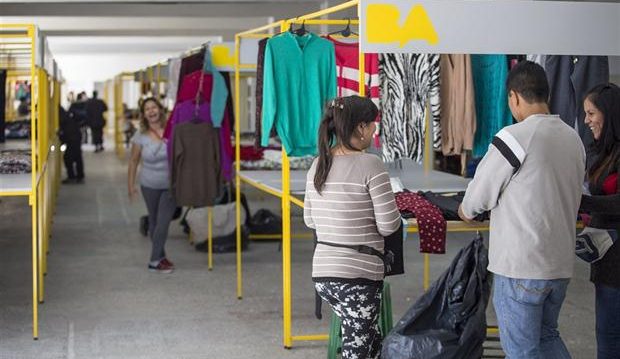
[239,146,314,171]
[0,149,31,174]
[5,120,31,139]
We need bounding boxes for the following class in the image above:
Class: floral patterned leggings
[315,281,383,359]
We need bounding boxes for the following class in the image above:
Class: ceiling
[0,0,339,90]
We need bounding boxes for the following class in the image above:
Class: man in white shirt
[459,61,585,359]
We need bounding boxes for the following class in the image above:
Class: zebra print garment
[379,54,441,162]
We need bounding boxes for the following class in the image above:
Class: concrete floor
[0,147,597,358]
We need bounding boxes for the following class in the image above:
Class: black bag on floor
[382,234,491,359]
[195,225,250,253]
[249,209,282,235]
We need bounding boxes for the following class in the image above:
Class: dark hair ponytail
[585,83,620,184]
[313,96,378,194]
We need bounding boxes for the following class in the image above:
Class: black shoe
[75,178,85,184]
[139,215,149,237]
[62,178,76,184]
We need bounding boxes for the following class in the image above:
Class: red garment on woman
[602,173,618,195]
[395,192,447,254]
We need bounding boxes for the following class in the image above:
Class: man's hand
[458,204,474,223]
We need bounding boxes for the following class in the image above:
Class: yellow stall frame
[1,24,62,339]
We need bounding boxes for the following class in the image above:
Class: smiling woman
[580,82,620,359]
[127,96,177,274]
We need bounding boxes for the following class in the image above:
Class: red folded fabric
[395,192,447,254]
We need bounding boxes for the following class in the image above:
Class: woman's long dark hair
[313,96,378,194]
[586,83,620,184]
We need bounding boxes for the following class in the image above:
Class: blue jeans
[596,283,620,359]
[493,274,571,359]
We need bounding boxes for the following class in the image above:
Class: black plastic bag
[382,234,491,359]
[195,225,250,253]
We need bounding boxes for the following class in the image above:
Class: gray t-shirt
[132,132,170,189]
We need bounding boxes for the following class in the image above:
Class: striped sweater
[304,153,401,282]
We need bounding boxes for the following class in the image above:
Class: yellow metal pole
[208,207,213,271]
[28,24,39,340]
[358,45,365,96]
[234,34,243,299]
[40,70,48,300]
[294,0,359,21]
[37,68,46,304]
[292,334,330,341]
[280,20,293,350]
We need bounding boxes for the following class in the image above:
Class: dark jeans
[141,186,176,262]
[63,142,84,179]
[596,283,620,359]
[91,126,103,146]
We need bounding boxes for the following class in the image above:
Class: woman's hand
[128,186,139,202]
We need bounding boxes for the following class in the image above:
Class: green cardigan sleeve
[261,41,277,147]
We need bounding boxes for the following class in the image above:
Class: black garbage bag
[382,234,491,359]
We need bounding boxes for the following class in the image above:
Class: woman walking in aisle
[128,97,176,274]
[304,96,401,359]
[580,83,620,359]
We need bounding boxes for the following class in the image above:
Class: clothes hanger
[294,20,307,36]
[328,18,358,38]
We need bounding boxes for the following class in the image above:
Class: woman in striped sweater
[304,96,401,359]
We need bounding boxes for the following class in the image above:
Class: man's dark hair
[92,90,98,99]
[506,61,549,104]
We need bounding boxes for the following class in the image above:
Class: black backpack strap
[315,288,322,320]
[312,231,322,320]
[316,241,385,262]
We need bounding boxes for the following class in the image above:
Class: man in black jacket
[59,105,84,184]
[86,91,108,152]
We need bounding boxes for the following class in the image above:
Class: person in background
[458,61,586,358]
[58,105,84,184]
[69,92,88,144]
[579,83,620,359]
[127,97,176,274]
[86,90,108,153]
[304,96,401,359]
[122,103,137,148]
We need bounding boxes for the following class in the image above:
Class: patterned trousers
[315,281,383,359]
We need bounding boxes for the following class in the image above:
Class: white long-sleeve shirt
[461,114,586,280]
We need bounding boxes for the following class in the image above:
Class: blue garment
[595,283,620,359]
[471,55,513,158]
[203,46,228,128]
[493,274,572,359]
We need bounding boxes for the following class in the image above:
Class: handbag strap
[316,240,385,262]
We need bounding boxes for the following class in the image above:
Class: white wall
[56,53,177,94]
[48,36,221,94]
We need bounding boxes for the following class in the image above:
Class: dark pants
[91,126,103,147]
[315,281,383,359]
[596,283,620,359]
[63,142,84,179]
[141,186,176,262]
